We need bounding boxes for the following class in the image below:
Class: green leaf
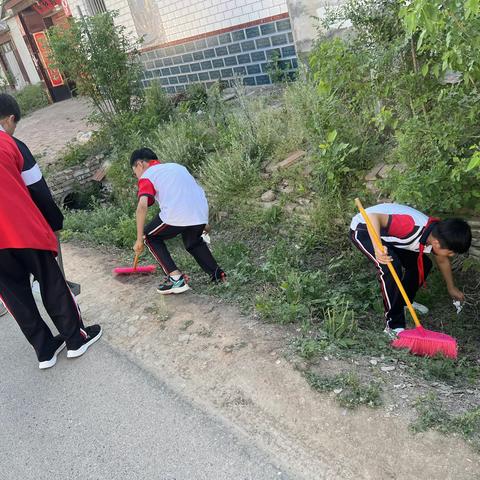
[421,63,429,76]
[466,155,480,171]
[465,0,479,19]
[327,130,338,144]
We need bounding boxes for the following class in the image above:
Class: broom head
[113,265,156,275]
[392,325,458,359]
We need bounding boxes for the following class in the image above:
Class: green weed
[305,370,383,409]
[411,394,480,450]
[14,84,49,116]
[322,298,357,341]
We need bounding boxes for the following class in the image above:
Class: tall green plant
[48,11,143,123]
[400,0,480,84]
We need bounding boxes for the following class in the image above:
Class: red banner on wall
[32,0,61,15]
[32,31,64,87]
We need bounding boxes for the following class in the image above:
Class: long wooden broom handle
[355,198,422,328]
[133,254,139,271]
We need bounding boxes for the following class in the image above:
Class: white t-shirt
[138,161,208,226]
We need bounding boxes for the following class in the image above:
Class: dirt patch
[62,242,480,479]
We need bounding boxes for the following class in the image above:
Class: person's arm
[15,138,64,232]
[434,255,465,301]
[366,213,392,264]
[133,196,149,255]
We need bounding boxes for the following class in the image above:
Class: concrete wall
[6,16,41,84]
[286,0,347,54]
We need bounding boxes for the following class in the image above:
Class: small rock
[333,388,343,394]
[178,334,190,343]
[261,190,276,202]
[369,359,378,366]
[381,366,396,372]
[279,184,294,194]
[76,131,93,144]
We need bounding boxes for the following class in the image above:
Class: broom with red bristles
[113,254,156,276]
[355,198,458,359]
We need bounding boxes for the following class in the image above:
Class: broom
[355,198,458,359]
[113,254,156,275]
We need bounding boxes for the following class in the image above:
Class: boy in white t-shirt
[350,203,471,336]
[131,148,226,294]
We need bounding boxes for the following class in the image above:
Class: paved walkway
[0,314,289,480]
[15,98,93,168]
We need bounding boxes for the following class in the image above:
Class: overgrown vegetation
[14,84,49,116]
[412,394,480,451]
[57,2,479,441]
[48,11,143,124]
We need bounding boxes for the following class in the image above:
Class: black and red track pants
[144,216,221,278]
[350,228,432,329]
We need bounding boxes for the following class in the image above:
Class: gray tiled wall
[140,17,298,93]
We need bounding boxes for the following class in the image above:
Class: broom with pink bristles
[113,254,156,276]
[355,198,458,359]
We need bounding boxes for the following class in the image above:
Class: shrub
[48,11,143,124]
[149,114,217,170]
[199,149,259,205]
[14,84,49,116]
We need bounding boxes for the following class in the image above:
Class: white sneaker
[39,340,66,370]
[405,302,429,315]
[67,325,102,358]
[384,327,405,339]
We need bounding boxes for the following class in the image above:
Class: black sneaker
[211,268,227,283]
[157,275,191,295]
[39,336,66,370]
[67,325,102,358]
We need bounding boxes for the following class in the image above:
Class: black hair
[0,93,21,123]
[431,218,472,254]
[129,148,158,167]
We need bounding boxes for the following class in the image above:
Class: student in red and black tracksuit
[0,94,101,369]
[350,203,471,335]
[131,148,226,295]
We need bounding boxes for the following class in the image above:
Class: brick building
[65,0,299,91]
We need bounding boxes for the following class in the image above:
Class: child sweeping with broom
[350,203,471,337]
[131,148,226,294]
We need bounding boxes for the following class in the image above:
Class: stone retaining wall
[48,156,105,205]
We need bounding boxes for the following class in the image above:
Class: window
[85,0,107,16]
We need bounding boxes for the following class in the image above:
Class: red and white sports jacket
[350,203,440,285]
[0,131,57,253]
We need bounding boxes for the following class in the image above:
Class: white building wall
[104,0,136,34]
[68,0,136,38]
[286,0,348,54]
[156,0,288,42]
[6,16,41,84]
[71,0,288,45]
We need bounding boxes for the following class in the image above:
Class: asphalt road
[0,315,290,480]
